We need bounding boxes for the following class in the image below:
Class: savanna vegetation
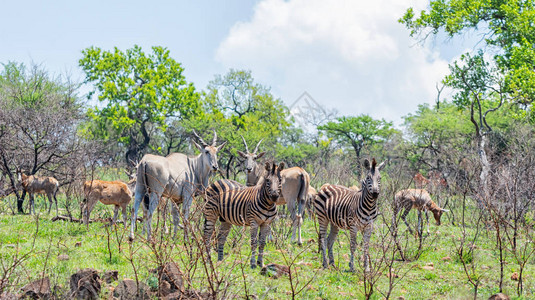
[1,0,535,299]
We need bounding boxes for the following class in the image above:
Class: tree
[318,115,394,161]
[79,45,200,164]
[0,62,98,213]
[400,0,535,195]
[195,69,291,179]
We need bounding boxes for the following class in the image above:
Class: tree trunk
[478,134,490,196]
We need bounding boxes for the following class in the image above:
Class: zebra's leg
[349,226,358,272]
[318,219,329,269]
[257,224,271,268]
[112,205,119,224]
[250,222,259,269]
[362,224,374,273]
[327,224,339,266]
[216,222,232,261]
[203,212,217,257]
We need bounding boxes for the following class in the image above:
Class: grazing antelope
[203,162,284,268]
[393,189,448,236]
[315,158,386,272]
[238,136,310,245]
[130,130,226,241]
[18,172,59,215]
[82,180,132,227]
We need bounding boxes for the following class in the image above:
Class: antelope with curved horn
[130,130,227,240]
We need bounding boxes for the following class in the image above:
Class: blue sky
[0,0,475,124]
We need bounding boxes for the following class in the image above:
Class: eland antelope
[130,130,226,240]
[238,137,310,245]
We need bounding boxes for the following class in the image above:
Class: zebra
[314,158,386,272]
[393,189,448,237]
[203,162,284,269]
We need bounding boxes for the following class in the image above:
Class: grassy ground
[0,193,534,299]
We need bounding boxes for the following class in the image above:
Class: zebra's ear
[363,159,371,170]
[265,161,272,173]
[278,162,285,171]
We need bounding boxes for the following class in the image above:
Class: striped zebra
[393,189,448,236]
[315,158,386,272]
[203,162,284,269]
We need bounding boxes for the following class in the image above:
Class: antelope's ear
[216,141,227,151]
[264,161,271,172]
[377,161,386,171]
[237,150,247,158]
[278,162,285,171]
[256,152,266,159]
[192,140,204,152]
[363,159,371,170]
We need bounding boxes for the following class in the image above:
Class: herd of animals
[13,130,449,271]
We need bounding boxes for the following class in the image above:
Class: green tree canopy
[400,0,535,121]
[193,69,291,179]
[79,45,200,164]
[318,115,395,160]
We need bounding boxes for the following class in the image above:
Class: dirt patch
[69,268,101,299]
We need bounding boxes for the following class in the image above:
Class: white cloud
[215,0,452,125]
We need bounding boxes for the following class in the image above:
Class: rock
[74,241,82,247]
[398,297,405,300]
[511,272,519,281]
[422,265,434,271]
[151,262,183,297]
[425,262,434,267]
[441,256,451,261]
[58,254,69,261]
[260,263,290,279]
[69,268,101,299]
[488,293,510,300]
[20,277,50,299]
[113,279,151,300]
[102,270,119,284]
[387,272,399,278]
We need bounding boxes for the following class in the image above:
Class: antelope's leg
[112,205,119,224]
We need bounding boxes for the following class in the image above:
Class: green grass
[1,194,534,299]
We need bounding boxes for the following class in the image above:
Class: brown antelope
[82,180,133,227]
[393,188,448,236]
[130,130,226,241]
[18,172,59,215]
[239,136,310,245]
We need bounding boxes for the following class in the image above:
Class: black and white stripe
[203,162,284,268]
[314,158,386,272]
